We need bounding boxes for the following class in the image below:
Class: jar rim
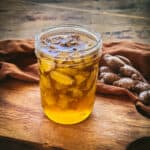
[35,24,102,58]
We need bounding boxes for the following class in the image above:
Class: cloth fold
[0,40,150,102]
[0,40,39,82]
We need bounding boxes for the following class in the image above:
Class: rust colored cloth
[0,40,150,102]
[0,40,39,82]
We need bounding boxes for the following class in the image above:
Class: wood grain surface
[0,79,150,150]
[0,0,150,150]
[0,0,150,44]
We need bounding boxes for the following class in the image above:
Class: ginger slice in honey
[83,55,93,64]
[42,92,56,107]
[40,59,55,73]
[56,68,77,76]
[40,74,51,89]
[86,68,97,91]
[69,88,83,99]
[54,82,68,92]
[75,74,86,85]
[50,71,74,85]
[57,94,70,109]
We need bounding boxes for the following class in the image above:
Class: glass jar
[35,25,102,124]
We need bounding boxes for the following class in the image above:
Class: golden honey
[35,25,102,124]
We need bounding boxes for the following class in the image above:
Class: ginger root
[116,55,132,65]
[99,72,120,84]
[103,54,125,71]
[134,82,150,93]
[139,90,150,106]
[99,66,112,73]
[120,65,145,82]
[113,78,135,90]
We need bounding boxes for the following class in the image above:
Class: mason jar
[35,25,102,124]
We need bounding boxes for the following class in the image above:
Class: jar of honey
[35,25,102,124]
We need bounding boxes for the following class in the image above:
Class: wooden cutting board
[0,79,149,150]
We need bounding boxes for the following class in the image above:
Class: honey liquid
[39,60,98,124]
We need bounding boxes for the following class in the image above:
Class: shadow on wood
[126,137,150,150]
[0,136,65,150]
